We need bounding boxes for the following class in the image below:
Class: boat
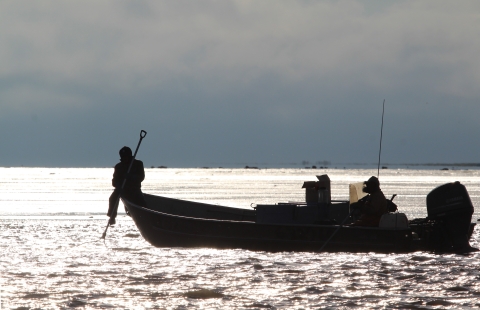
[122,176,476,253]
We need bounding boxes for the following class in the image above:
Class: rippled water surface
[1,168,480,309]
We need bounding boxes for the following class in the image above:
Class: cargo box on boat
[302,175,331,204]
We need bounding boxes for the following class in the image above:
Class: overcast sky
[1,0,479,168]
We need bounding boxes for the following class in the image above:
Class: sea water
[0,167,479,309]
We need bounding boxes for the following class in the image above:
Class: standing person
[107,146,146,225]
[350,176,388,227]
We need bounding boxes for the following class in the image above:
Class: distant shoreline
[396,163,480,167]
[2,163,479,169]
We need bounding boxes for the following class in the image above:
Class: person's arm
[361,194,379,215]
[112,164,120,188]
[126,160,145,184]
[363,193,386,216]
[137,160,145,183]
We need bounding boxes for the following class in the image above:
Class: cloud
[2,1,480,95]
[0,0,479,166]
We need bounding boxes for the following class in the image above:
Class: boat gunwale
[124,196,412,232]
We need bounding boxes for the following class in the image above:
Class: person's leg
[107,189,121,224]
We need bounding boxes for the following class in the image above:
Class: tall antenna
[377,100,385,178]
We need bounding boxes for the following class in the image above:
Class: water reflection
[0,168,479,308]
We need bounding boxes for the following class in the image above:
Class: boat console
[256,174,350,225]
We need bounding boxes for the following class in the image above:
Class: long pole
[377,100,385,178]
[320,100,386,251]
[101,130,147,240]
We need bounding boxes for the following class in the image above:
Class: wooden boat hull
[124,194,413,253]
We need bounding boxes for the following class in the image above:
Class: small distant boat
[123,178,476,253]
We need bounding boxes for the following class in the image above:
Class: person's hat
[119,146,132,158]
[365,176,379,186]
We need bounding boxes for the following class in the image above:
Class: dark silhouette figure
[107,146,146,225]
[350,176,388,227]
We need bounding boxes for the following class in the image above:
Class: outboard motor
[426,181,474,251]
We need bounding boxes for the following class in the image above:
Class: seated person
[350,176,388,227]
